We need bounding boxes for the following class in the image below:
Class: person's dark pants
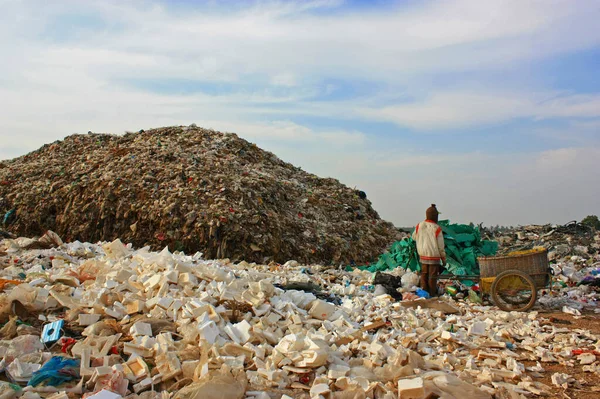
[420,263,440,297]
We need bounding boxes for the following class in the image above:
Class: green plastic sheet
[352,220,498,275]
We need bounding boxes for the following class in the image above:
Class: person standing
[412,204,446,297]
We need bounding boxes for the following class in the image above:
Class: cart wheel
[491,270,537,312]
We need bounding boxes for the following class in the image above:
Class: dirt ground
[527,310,600,399]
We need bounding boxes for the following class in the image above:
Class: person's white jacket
[412,220,446,264]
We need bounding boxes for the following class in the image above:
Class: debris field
[0,229,599,399]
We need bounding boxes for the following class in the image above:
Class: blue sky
[1,0,599,226]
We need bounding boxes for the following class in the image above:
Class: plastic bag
[0,316,18,339]
[27,357,80,387]
[37,231,63,248]
[372,272,403,300]
[423,372,491,399]
[373,350,416,382]
[373,285,387,296]
[6,358,41,383]
[468,290,482,305]
[401,272,419,289]
[174,365,246,399]
[0,284,43,323]
[2,335,44,365]
[88,370,128,397]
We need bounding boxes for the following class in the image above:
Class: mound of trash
[0,125,398,264]
[484,221,598,260]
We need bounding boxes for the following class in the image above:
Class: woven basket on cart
[478,249,549,289]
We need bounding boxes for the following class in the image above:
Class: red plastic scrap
[60,338,77,353]
[299,375,311,385]
[572,349,600,356]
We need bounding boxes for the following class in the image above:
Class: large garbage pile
[0,125,398,265]
[484,221,597,261]
[357,221,498,276]
[1,233,599,398]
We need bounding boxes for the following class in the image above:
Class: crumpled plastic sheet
[538,295,593,310]
[353,220,498,275]
[173,366,246,399]
[27,357,80,387]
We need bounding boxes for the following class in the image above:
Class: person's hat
[426,204,440,221]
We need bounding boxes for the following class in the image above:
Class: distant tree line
[582,215,600,230]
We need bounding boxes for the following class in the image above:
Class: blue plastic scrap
[2,209,15,226]
[41,320,64,344]
[28,357,80,387]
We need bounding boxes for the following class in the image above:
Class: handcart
[437,249,550,312]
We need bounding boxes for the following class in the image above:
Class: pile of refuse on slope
[0,125,398,265]
[1,232,600,399]
[483,221,598,260]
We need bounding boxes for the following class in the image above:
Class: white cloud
[534,147,600,173]
[270,73,298,87]
[358,92,527,129]
[1,1,599,128]
[2,0,599,86]
[358,91,600,129]
[535,94,600,119]
[198,120,366,147]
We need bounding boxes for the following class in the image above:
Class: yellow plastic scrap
[0,279,22,291]
[480,277,495,294]
[500,275,532,290]
[507,247,545,257]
